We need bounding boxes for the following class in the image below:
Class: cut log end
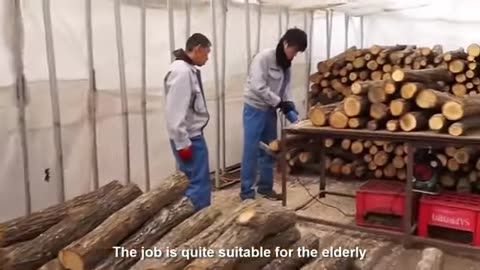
[392,70,405,82]
[448,123,464,136]
[59,251,83,270]
[429,114,446,130]
[442,101,463,121]
[329,111,349,129]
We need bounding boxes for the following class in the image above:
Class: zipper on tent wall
[12,0,32,214]
[85,0,100,191]
[114,0,132,184]
[42,0,66,203]
[140,0,151,191]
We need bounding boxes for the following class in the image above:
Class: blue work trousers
[170,135,211,211]
[240,104,278,200]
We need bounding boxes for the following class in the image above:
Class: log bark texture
[0,181,124,247]
[58,174,189,270]
[0,184,142,270]
[93,197,195,270]
[262,233,319,270]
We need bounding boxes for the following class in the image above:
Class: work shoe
[258,190,282,201]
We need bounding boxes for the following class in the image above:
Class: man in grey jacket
[240,28,307,201]
[164,33,211,211]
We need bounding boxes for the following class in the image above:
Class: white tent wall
[0,0,312,222]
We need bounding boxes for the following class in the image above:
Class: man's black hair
[186,33,211,52]
[281,28,308,52]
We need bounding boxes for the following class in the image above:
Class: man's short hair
[186,33,211,51]
[282,28,308,52]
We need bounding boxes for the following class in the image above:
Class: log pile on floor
[308,43,480,137]
[0,173,323,270]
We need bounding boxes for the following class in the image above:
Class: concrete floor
[211,171,480,270]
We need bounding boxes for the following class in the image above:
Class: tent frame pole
[140,0,151,191]
[221,0,228,172]
[305,10,314,116]
[210,0,221,189]
[42,0,66,203]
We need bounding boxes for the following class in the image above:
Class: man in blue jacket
[164,33,212,211]
[240,28,307,201]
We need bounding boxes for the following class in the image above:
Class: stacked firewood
[270,136,480,193]
[0,174,320,270]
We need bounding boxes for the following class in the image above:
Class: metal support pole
[210,0,221,188]
[360,15,364,48]
[255,3,262,55]
[167,0,175,62]
[13,0,32,214]
[85,0,99,191]
[42,0,65,203]
[140,0,151,191]
[185,0,191,40]
[245,0,252,72]
[326,9,333,59]
[114,0,131,184]
[305,10,313,115]
[404,142,415,246]
[344,14,349,50]
[221,0,228,172]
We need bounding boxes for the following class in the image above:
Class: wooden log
[445,146,458,157]
[442,97,480,121]
[0,184,142,270]
[384,81,397,95]
[93,197,195,270]
[436,154,447,167]
[455,73,467,83]
[383,164,397,178]
[367,118,388,131]
[379,45,409,58]
[286,148,302,161]
[394,145,405,156]
[440,172,457,188]
[367,60,379,71]
[369,145,378,155]
[390,98,412,116]
[351,80,385,95]
[349,72,358,82]
[453,147,478,164]
[386,119,400,131]
[447,158,460,172]
[415,89,457,109]
[331,79,352,96]
[341,139,352,150]
[324,138,335,148]
[184,205,297,270]
[329,158,345,175]
[392,68,454,83]
[368,84,388,103]
[451,83,467,97]
[364,140,373,148]
[371,71,384,81]
[397,168,407,180]
[299,152,314,164]
[400,111,433,131]
[328,108,349,129]
[449,60,467,74]
[131,207,222,270]
[348,117,368,129]
[0,181,124,247]
[400,82,441,100]
[341,160,364,176]
[368,161,378,171]
[373,151,389,167]
[147,200,260,270]
[262,233,319,270]
[448,116,480,136]
[351,140,364,154]
[374,169,383,178]
[359,70,370,81]
[443,48,468,62]
[364,154,373,163]
[234,226,301,270]
[354,165,368,178]
[428,114,451,131]
[468,171,478,183]
[370,103,389,120]
[466,70,476,79]
[467,43,480,57]
[59,174,189,270]
[343,95,369,117]
[393,155,405,169]
[308,102,340,126]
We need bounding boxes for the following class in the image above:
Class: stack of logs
[0,174,320,270]
[308,43,480,137]
[270,136,480,194]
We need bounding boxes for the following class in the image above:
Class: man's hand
[277,101,297,115]
[178,146,193,161]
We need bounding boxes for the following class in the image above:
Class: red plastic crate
[356,179,417,231]
[418,192,480,246]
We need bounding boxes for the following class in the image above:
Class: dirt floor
[212,169,480,270]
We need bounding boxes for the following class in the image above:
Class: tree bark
[0,181,124,247]
[0,184,142,270]
[184,205,297,270]
[467,43,480,57]
[59,174,189,270]
[234,226,301,270]
[148,200,260,270]
[347,117,368,129]
[448,116,480,136]
[392,68,453,83]
[443,48,468,62]
[351,80,386,95]
[262,233,319,270]
[400,82,442,99]
[131,207,222,270]
[415,89,458,109]
[442,96,480,120]
[93,197,196,270]
[400,111,434,131]
[453,147,478,165]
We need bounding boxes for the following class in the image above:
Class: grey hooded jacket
[244,48,292,110]
[164,59,209,150]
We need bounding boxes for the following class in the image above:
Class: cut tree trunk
[348,117,368,129]
[367,117,388,130]
[448,116,480,136]
[373,151,390,167]
[454,147,478,165]
[328,108,349,129]
[93,197,196,270]
[234,226,301,270]
[0,184,142,270]
[0,181,124,247]
[390,98,412,116]
[147,200,260,270]
[351,140,364,154]
[442,97,480,120]
[400,111,434,131]
[370,103,389,120]
[392,68,453,83]
[415,89,457,109]
[184,205,297,270]
[131,207,222,270]
[445,146,458,157]
[262,233,319,270]
[383,164,397,178]
[447,158,460,172]
[467,43,480,57]
[59,174,189,270]
[443,48,468,62]
[400,82,442,99]
[351,80,386,95]
[452,83,467,97]
[341,139,352,151]
[440,173,457,188]
[386,120,400,131]
[428,114,451,131]
[436,154,448,167]
[343,95,369,117]
[449,60,467,73]
[308,102,340,126]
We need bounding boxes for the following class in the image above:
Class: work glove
[277,101,298,115]
[178,146,193,161]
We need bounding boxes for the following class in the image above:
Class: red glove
[178,146,193,161]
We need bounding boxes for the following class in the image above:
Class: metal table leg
[281,129,288,206]
[404,142,414,247]
[319,137,326,198]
